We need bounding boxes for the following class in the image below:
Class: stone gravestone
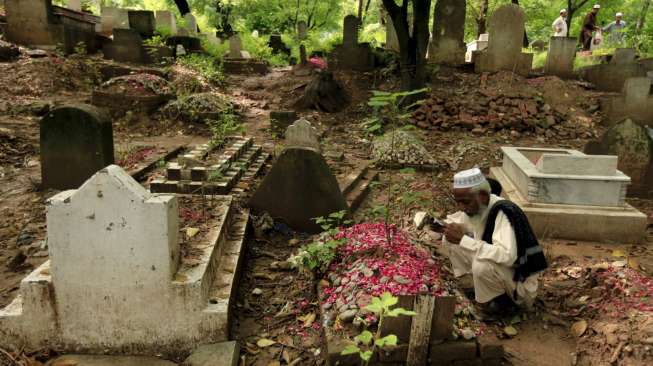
[343,15,359,48]
[270,111,298,137]
[101,7,130,34]
[602,77,653,126]
[580,48,647,92]
[228,34,242,58]
[40,104,114,190]
[128,10,156,39]
[268,34,290,56]
[103,28,147,63]
[531,39,546,51]
[68,0,81,12]
[285,118,321,151]
[297,20,307,40]
[249,120,348,233]
[474,4,532,77]
[385,16,399,52]
[585,119,653,197]
[331,15,374,71]
[184,13,198,35]
[155,10,177,35]
[544,37,577,78]
[428,0,466,66]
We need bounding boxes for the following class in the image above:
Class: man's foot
[475,294,518,321]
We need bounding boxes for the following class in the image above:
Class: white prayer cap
[560,9,567,13]
[593,4,601,9]
[616,12,623,17]
[453,168,487,189]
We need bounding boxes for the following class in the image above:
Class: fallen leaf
[267,362,280,366]
[174,274,188,282]
[186,227,200,238]
[628,258,640,269]
[503,326,518,337]
[257,338,276,348]
[40,268,50,275]
[298,312,316,328]
[571,320,588,337]
[282,349,292,364]
[612,260,627,268]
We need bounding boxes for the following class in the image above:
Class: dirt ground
[0,52,652,366]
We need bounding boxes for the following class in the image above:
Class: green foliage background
[52,0,653,59]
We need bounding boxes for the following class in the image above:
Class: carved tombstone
[285,118,321,151]
[428,0,466,65]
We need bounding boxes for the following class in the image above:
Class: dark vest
[481,200,548,282]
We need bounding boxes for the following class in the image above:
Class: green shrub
[177,53,225,86]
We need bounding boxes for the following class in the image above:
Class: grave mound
[372,129,438,169]
[161,93,232,123]
[92,73,175,115]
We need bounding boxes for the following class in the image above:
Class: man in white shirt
[552,9,568,37]
[440,168,547,313]
[603,12,627,45]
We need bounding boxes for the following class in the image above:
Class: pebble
[393,275,411,285]
[322,302,333,310]
[379,276,389,284]
[252,288,263,296]
[339,309,358,323]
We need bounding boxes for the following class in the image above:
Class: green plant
[363,89,428,136]
[206,110,244,149]
[155,159,166,169]
[177,53,225,86]
[73,41,87,55]
[297,210,351,272]
[341,292,416,364]
[144,35,166,47]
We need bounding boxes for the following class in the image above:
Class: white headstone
[228,35,242,58]
[285,118,321,151]
[47,165,180,344]
[184,13,198,35]
[155,10,177,35]
[68,0,82,12]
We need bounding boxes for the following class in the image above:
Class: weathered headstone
[465,33,488,62]
[285,118,320,151]
[268,34,290,56]
[428,0,466,66]
[602,77,653,126]
[531,39,546,51]
[343,15,359,48]
[585,119,653,197]
[330,15,374,71]
[68,0,81,12]
[385,15,399,52]
[40,104,114,190]
[249,121,347,233]
[128,10,155,39]
[103,28,146,63]
[184,13,198,35]
[474,4,532,76]
[203,33,221,47]
[580,48,647,92]
[544,37,577,78]
[101,6,130,34]
[155,10,177,35]
[228,34,242,58]
[270,111,298,136]
[297,20,307,40]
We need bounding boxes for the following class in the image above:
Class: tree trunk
[477,0,489,37]
[636,0,651,34]
[173,0,191,15]
[567,0,592,37]
[383,0,431,92]
[358,0,364,19]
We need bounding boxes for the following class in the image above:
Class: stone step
[230,152,271,196]
[205,209,249,313]
[171,196,234,306]
[345,168,379,213]
[339,163,371,196]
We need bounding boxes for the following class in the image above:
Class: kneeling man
[442,168,547,310]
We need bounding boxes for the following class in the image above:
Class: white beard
[468,202,490,232]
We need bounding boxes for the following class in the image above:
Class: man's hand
[444,223,465,244]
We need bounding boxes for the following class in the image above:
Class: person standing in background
[603,12,627,45]
[552,9,568,37]
[580,4,601,51]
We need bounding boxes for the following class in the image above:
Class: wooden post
[430,296,457,343]
[406,295,436,366]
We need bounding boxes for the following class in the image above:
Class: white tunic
[552,16,568,37]
[443,194,539,307]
